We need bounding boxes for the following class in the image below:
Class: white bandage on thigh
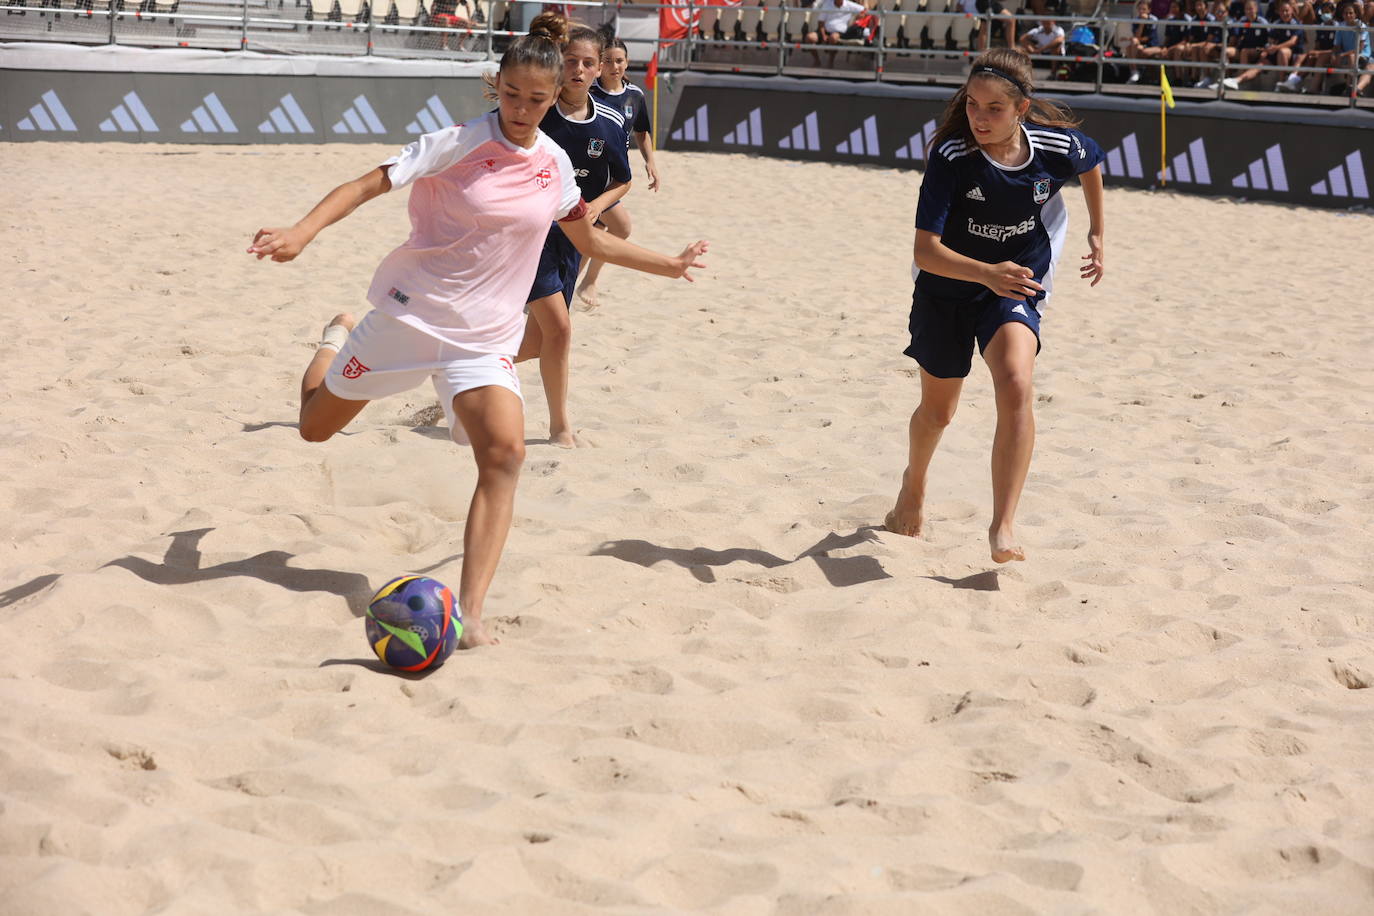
[319,323,350,352]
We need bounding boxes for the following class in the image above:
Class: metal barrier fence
[2,1,1370,108]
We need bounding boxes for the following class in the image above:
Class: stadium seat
[715,5,741,42]
[696,5,719,40]
[949,1,979,48]
[736,2,763,43]
[784,6,812,42]
[882,0,907,49]
[922,0,957,50]
[758,2,783,43]
[393,0,421,23]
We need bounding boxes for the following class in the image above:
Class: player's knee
[478,438,525,477]
[994,371,1035,407]
[298,419,337,443]
[918,403,958,429]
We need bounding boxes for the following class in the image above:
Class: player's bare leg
[983,321,1037,563]
[298,313,369,442]
[576,206,632,311]
[515,294,581,448]
[450,385,526,648]
[886,370,963,537]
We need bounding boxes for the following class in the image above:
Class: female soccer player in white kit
[248,12,707,647]
[885,48,1105,564]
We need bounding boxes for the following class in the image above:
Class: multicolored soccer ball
[365,575,461,672]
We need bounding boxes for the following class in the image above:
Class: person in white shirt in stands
[1018,18,1067,55]
[806,0,868,45]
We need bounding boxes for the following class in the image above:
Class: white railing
[2,1,1369,107]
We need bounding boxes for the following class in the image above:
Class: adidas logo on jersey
[1012,304,1029,317]
[966,185,986,201]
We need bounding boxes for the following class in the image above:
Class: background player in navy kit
[577,28,661,311]
[516,23,632,448]
[884,48,1106,565]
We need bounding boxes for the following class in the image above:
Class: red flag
[659,0,694,43]
[644,49,659,91]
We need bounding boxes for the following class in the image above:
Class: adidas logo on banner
[405,95,454,134]
[258,94,315,134]
[778,112,820,152]
[723,108,764,146]
[1099,133,1143,180]
[669,105,709,143]
[894,119,937,161]
[1310,150,1368,199]
[835,115,879,157]
[181,92,238,133]
[1231,144,1288,192]
[99,91,159,134]
[332,95,386,135]
[17,90,77,132]
[1158,137,1211,185]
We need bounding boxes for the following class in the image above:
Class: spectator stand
[1,0,1369,106]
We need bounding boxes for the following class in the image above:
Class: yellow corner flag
[1160,65,1175,186]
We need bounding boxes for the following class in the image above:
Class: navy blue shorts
[902,285,1042,379]
[527,222,582,308]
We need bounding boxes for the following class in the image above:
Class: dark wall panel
[662,77,1374,209]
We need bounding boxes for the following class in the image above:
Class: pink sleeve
[381,124,484,189]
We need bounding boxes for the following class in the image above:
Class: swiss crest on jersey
[1032,179,1051,205]
[587,138,605,159]
[535,167,552,189]
[623,101,635,119]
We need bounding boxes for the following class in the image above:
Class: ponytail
[483,11,569,100]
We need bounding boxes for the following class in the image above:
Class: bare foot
[575,283,600,311]
[989,527,1025,564]
[883,507,925,537]
[548,428,585,449]
[458,617,499,649]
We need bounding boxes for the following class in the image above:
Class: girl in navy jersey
[576,27,661,310]
[516,24,632,448]
[248,13,707,646]
[884,47,1106,565]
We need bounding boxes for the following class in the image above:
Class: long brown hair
[927,48,1081,154]
[482,11,570,100]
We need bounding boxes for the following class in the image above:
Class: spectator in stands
[959,0,1018,49]
[1178,0,1219,82]
[1160,0,1195,74]
[1190,0,1230,85]
[1236,0,1303,85]
[1331,0,1373,94]
[428,0,476,50]
[1280,0,1339,89]
[1222,0,1269,88]
[1122,0,1166,83]
[1018,18,1066,55]
[808,0,869,44]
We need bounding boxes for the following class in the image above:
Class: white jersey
[367,111,583,354]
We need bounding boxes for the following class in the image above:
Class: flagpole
[1159,64,1169,188]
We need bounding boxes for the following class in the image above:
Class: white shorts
[323,310,522,445]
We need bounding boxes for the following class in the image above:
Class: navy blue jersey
[1164,14,1191,44]
[590,79,652,145]
[1187,12,1217,41]
[1134,14,1162,46]
[1230,15,1269,48]
[914,124,1105,308]
[1266,16,1304,51]
[539,100,632,203]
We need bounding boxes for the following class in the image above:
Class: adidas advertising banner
[663,74,1373,210]
[0,69,490,146]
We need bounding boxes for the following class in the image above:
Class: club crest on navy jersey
[587,138,605,159]
[623,101,635,118]
[1033,179,1051,205]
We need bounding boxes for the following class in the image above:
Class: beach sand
[3,140,1373,914]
